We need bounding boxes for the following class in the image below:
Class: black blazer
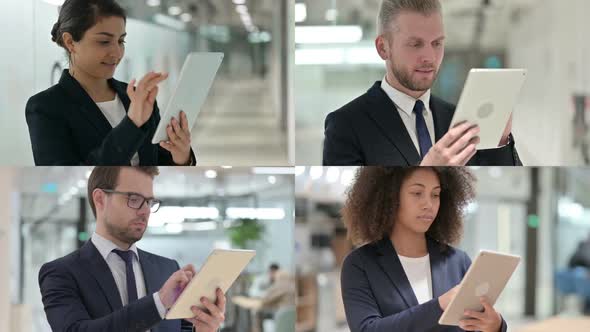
[26,70,196,166]
[323,81,522,166]
[39,241,193,332]
[341,237,508,332]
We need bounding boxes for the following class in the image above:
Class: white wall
[0,169,17,331]
[0,0,192,166]
[508,0,590,165]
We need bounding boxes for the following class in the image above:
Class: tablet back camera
[477,102,494,119]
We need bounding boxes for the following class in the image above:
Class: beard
[104,215,146,246]
[391,59,439,92]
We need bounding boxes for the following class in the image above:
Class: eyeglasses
[100,189,161,213]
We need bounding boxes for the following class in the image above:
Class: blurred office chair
[555,267,590,314]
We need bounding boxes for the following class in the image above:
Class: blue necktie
[113,249,138,304]
[413,100,433,158]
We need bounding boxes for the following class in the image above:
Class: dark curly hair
[342,167,476,247]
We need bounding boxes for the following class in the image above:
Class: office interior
[294,0,590,166]
[294,166,590,332]
[0,0,295,166]
[0,166,296,332]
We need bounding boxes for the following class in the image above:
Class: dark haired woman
[26,0,195,166]
[341,167,507,332]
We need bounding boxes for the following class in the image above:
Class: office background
[0,0,295,166]
[294,0,590,166]
[0,166,295,332]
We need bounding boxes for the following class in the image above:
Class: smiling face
[94,168,154,248]
[376,10,445,97]
[63,16,126,80]
[394,168,441,236]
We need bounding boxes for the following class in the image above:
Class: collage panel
[0,0,294,166]
[0,166,295,331]
[295,166,590,331]
[295,0,590,166]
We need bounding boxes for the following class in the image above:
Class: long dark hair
[51,0,127,55]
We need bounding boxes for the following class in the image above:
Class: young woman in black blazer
[26,0,195,166]
[341,167,508,332]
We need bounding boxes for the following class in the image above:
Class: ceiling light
[205,170,218,179]
[295,3,307,23]
[295,26,363,44]
[146,0,161,7]
[168,5,182,16]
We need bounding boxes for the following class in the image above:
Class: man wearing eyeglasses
[38,166,225,332]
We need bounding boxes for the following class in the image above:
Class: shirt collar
[91,232,139,261]
[380,76,431,116]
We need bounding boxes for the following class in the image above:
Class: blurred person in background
[340,167,507,332]
[323,0,521,167]
[249,263,281,297]
[38,167,224,331]
[568,232,590,314]
[26,0,195,166]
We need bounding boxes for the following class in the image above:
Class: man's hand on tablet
[185,287,226,332]
[420,122,480,166]
[158,264,196,309]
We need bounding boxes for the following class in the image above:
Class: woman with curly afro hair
[340,167,507,332]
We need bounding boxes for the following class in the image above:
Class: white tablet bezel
[151,52,224,144]
[165,249,256,320]
[438,250,521,326]
[450,69,527,150]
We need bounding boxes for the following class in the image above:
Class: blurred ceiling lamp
[340,169,355,186]
[43,0,65,5]
[267,176,277,184]
[232,0,246,4]
[179,13,192,23]
[295,3,307,23]
[295,47,382,65]
[309,166,323,180]
[205,170,218,179]
[325,9,338,22]
[153,13,186,30]
[295,25,363,44]
[326,167,340,183]
[146,0,161,7]
[252,167,295,175]
[168,5,182,16]
[295,166,306,176]
[226,207,286,220]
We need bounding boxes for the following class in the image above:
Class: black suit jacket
[341,237,508,332]
[323,81,522,166]
[26,70,196,166]
[39,241,193,332]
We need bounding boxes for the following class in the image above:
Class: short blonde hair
[377,0,442,34]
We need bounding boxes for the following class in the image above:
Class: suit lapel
[57,70,112,136]
[375,237,419,308]
[138,249,159,294]
[79,241,123,311]
[365,82,421,165]
[427,238,447,298]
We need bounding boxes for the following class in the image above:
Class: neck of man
[95,221,132,250]
[385,71,428,100]
[69,65,114,103]
[390,223,428,258]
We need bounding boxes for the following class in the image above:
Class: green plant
[227,218,265,248]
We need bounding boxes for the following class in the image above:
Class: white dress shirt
[96,95,140,166]
[91,233,166,329]
[398,254,433,304]
[380,78,435,157]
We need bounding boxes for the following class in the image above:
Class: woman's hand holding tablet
[127,71,169,128]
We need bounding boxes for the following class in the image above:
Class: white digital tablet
[450,69,527,150]
[152,52,224,144]
[165,249,256,320]
[438,250,521,326]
